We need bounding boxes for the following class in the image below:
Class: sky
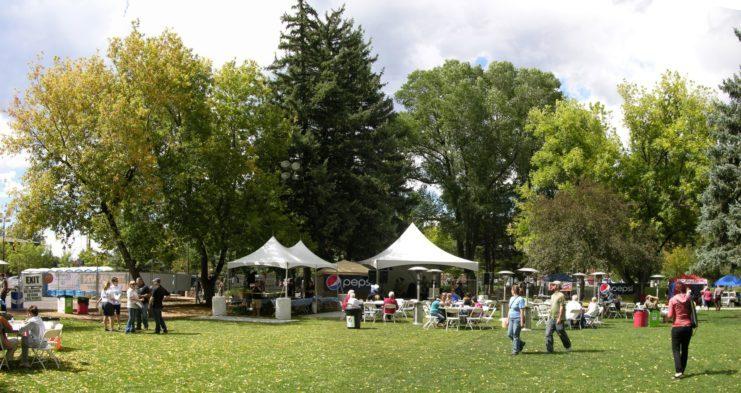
[0,0,739,257]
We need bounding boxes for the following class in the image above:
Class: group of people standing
[96,276,170,334]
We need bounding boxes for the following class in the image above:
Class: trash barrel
[648,309,661,327]
[633,309,647,328]
[77,297,90,315]
[346,308,362,329]
[10,290,23,310]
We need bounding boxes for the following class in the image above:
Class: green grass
[1,311,739,392]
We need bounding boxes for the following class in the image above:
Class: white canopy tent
[227,237,321,298]
[287,241,336,270]
[360,223,479,294]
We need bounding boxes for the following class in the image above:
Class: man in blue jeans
[506,284,526,355]
[151,278,170,334]
[136,277,151,330]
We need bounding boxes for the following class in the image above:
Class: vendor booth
[317,260,370,298]
[669,274,707,301]
[226,237,335,320]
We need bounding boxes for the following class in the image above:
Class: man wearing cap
[545,281,572,353]
[151,278,170,334]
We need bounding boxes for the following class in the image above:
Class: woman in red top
[667,282,696,379]
[700,286,712,310]
[382,291,399,321]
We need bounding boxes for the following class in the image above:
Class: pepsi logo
[326,275,341,291]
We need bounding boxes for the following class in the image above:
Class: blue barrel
[10,291,23,310]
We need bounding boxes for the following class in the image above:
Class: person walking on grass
[136,277,151,331]
[151,278,170,334]
[125,280,141,334]
[545,281,571,353]
[506,284,526,355]
[668,282,697,379]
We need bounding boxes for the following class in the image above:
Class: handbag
[689,299,698,329]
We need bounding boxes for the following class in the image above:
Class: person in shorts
[713,286,723,311]
[98,280,114,332]
[109,277,123,330]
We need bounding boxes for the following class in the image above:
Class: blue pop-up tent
[714,274,741,287]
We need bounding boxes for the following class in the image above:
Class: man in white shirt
[19,305,46,367]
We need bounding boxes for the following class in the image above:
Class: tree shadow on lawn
[160,331,201,336]
[2,361,86,374]
[685,369,737,378]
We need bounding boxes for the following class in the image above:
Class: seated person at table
[644,295,659,310]
[382,292,399,321]
[584,297,599,319]
[614,295,622,312]
[367,284,380,301]
[462,296,473,307]
[430,296,445,325]
[442,292,453,306]
[1,314,20,359]
[565,294,585,328]
[451,292,461,303]
[474,296,485,308]
[17,305,46,367]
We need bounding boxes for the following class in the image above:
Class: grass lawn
[1,310,739,392]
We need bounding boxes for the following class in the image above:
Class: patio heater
[650,274,665,300]
[409,266,429,326]
[590,272,607,302]
[517,268,539,300]
[572,273,587,301]
[408,266,429,301]
[427,269,442,299]
[497,270,515,318]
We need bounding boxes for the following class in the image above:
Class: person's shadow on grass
[684,370,737,378]
[520,349,606,355]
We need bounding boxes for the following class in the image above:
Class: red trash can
[633,309,647,328]
[77,297,89,315]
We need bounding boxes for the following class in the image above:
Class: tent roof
[360,224,478,271]
[671,273,708,285]
[714,274,741,287]
[543,273,573,282]
[227,237,311,270]
[318,260,369,275]
[287,241,335,269]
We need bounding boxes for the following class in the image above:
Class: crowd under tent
[360,223,479,296]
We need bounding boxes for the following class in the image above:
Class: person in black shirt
[151,278,170,334]
[136,277,151,330]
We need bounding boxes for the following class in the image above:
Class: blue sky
[0,0,739,255]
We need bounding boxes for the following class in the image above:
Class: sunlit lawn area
[1,310,739,392]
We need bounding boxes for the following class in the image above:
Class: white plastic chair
[422,304,438,330]
[30,338,60,370]
[0,338,8,370]
[444,308,461,331]
[535,305,550,327]
[466,308,484,330]
[479,307,498,329]
[566,309,583,329]
[362,303,379,323]
[382,303,397,323]
[398,299,414,320]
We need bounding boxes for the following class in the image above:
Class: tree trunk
[100,201,139,279]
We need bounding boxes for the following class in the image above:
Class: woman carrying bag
[667,282,698,379]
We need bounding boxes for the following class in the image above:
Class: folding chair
[30,339,60,370]
[0,339,9,370]
[362,303,379,323]
[382,303,397,323]
[566,309,583,329]
[444,308,461,331]
[422,304,437,330]
[466,308,484,330]
[624,303,635,320]
[535,305,550,327]
[398,299,414,320]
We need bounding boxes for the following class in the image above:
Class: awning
[318,260,369,275]
[360,223,478,271]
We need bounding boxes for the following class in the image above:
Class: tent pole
[374,259,379,288]
[285,267,289,298]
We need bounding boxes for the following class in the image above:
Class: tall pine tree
[695,29,741,275]
[270,1,413,260]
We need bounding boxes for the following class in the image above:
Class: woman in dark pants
[667,282,696,379]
